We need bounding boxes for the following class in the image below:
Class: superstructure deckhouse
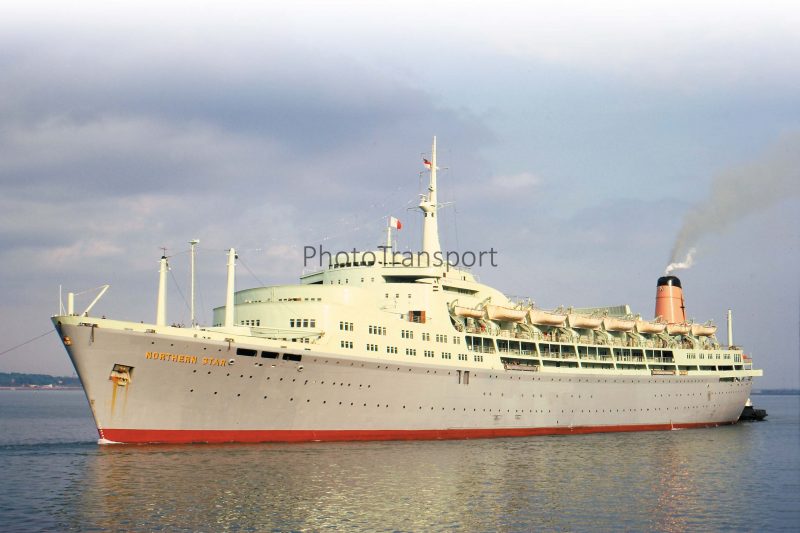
[52,138,762,444]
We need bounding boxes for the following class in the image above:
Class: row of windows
[289,318,316,328]
[335,322,464,346]
[331,259,375,268]
[241,319,261,326]
[277,297,321,302]
[235,348,300,362]
[334,341,480,362]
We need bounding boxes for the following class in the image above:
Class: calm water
[0,390,797,532]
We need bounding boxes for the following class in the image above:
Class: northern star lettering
[145,352,198,364]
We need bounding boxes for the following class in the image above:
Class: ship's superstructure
[52,138,762,444]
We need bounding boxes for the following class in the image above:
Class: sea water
[0,390,797,532]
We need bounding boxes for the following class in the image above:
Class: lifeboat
[666,323,691,335]
[567,313,602,330]
[453,306,483,319]
[635,319,666,334]
[603,317,635,332]
[691,323,718,336]
[485,304,527,323]
[528,308,567,326]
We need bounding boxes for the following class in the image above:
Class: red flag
[423,158,431,170]
[389,217,402,230]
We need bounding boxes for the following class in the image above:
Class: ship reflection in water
[58,425,769,532]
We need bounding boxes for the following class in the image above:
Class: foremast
[419,136,442,258]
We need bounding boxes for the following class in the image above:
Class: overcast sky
[1,1,798,388]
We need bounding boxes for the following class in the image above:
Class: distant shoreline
[0,372,81,389]
[0,386,83,391]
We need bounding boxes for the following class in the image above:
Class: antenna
[189,239,199,327]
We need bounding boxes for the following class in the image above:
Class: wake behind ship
[52,138,762,444]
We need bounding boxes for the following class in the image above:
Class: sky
[1,0,798,388]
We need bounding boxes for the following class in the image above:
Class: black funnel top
[657,275,682,288]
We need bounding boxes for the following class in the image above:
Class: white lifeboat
[603,317,635,332]
[635,319,666,334]
[691,323,717,336]
[453,306,483,319]
[666,322,691,335]
[528,308,567,326]
[567,313,602,330]
[485,304,527,323]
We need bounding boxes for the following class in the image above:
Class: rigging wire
[0,330,55,357]
[237,254,265,286]
[169,268,190,321]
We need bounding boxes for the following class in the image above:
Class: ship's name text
[145,352,227,366]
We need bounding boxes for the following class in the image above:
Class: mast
[224,248,236,328]
[419,136,441,260]
[156,254,168,326]
[727,309,733,347]
[189,239,199,327]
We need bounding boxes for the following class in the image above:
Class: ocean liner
[53,138,762,444]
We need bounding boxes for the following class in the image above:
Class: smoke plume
[668,133,800,267]
[665,247,695,275]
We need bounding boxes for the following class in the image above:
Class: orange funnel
[655,276,686,324]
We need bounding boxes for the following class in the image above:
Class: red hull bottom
[99,421,737,444]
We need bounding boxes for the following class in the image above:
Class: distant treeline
[753,389,800,396]
[0,372,81,387]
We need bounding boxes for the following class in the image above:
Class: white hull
[56,317,754,443]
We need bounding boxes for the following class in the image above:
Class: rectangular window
[283,353,302,362]
[236,348,257,357]
[261,351,280,359]
[290,319,295,327]
[441,352,452,360]
[409,310,426,323]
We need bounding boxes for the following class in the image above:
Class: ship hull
[101,421,736,444]
[56,319,753,444]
